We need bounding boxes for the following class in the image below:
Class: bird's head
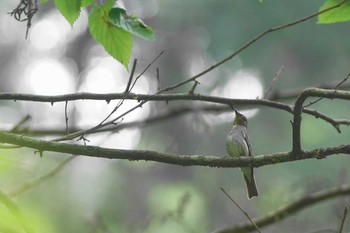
[233,109,248,127]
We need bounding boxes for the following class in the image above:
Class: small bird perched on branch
[226,109,258,199]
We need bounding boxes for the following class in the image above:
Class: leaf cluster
[41,0,154,69]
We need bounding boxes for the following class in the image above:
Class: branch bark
[0,131,350,168]
[0,92,348,134]
[293,88,350,155]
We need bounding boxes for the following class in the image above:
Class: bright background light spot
[29,10,88,51]
[187,53,217,87]
[13,58,76,129]
[220,70,263,100]
[87,128,141,149]
[125,0,159,19]
[30,19,62,51]
[20,58,75,95]
[76,56,150,149]
[209,69,263,124]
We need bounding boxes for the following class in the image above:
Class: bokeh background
[0,0,350,232]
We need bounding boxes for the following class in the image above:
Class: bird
[226,109,258,199]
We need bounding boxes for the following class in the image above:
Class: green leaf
[53,0,82,25]
[88,4,132,70]
[318,0,350,24]
[40,0,49,3]
[81,0,94,7]
[108,7,155,40]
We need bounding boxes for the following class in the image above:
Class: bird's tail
[242,169,258,199]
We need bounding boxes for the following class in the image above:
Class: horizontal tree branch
[0,131,350,168]
[214,185,350,233]
[0,92,288,104]
[0,91,348,134]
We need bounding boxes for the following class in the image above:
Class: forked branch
[293,88,350,155]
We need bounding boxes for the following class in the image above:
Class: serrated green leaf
[53,0,82,25]
[318,0,350,24]
[108,7,155,40]
[81,0,94,7]
[88,4,132,70]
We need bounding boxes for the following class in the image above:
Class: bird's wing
[243,128,255,187]
[243,129,253,157]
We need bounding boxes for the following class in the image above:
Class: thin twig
[99,59,138,126]
[129,51,164,92]
[5,105,232,136]
[53,55,162,142]
[188,81,200,95]
[338,206,348,233]
[304,73,350,108]
[220,187,261,233]
[8,155,76,197]
[10,114,31,132]
[157,68,160,91]
[269,78,350,101]
[60,52,163,142]
[214,185,350,233]
[6,103,350,137]
[157,0,346,94]
[125,59,138,93]
[64,101,69,134]
[264,66,285,99]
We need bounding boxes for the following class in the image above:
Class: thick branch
[293,88,350,155]
[0,131,350,167]
[214,185,350,233]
